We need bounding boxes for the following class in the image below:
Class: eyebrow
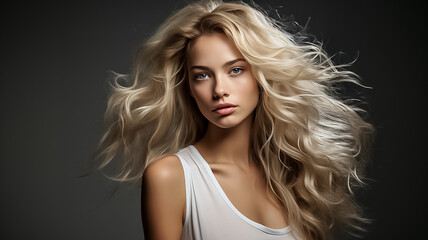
[190,58,247,70]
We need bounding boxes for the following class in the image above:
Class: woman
[97,0,373,239]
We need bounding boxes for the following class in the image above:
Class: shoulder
[142,155,184,191]
[141,155,186,239]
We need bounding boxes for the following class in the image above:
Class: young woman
[97,0,373,239]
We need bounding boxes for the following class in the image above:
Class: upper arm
[141,155,186,240]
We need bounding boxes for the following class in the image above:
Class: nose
[213,74,230,98]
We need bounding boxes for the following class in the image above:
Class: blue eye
[230,68,243,75]
[195,73,210,80]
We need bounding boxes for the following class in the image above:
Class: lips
[213,103,237,115]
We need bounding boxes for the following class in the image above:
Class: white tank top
[175,145,302,240]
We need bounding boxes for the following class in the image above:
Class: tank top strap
[174,147,194,227]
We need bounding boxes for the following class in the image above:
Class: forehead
[187,32,244,67]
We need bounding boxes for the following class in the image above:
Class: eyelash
[230,67,243,75]
[193,67,244,80]
[195,73,210,80]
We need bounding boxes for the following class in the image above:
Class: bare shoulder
[143,155,184,182]
[141,155,186,240]
[142,154,185,203]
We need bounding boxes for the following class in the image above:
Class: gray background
[1,0,425,239]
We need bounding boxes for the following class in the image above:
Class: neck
[196,115,254,169]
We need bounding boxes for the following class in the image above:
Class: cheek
[242,79,259,103]
[195,82,212,97]
[190,84,211,108]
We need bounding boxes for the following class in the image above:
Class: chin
[210,117,247,129]
[212,122,238,129]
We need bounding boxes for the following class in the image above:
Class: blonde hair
[96,0,373,239]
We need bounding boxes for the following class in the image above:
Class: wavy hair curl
[96,1,373,239]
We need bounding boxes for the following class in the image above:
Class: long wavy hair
[96,0,373,239]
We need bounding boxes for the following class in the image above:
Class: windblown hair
[96,0,373,239]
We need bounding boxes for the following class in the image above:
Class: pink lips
[213,103,237,115]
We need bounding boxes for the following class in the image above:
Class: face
[187,32,259,129]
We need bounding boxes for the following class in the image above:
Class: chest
[208,163,288,229]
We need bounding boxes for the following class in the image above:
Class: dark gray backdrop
[1,0,425,239]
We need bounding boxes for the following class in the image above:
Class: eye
[195,73,210,80]
[230,67,243,75]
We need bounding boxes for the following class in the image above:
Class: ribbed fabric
[175,145,301,240]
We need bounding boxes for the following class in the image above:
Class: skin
[141,32,288,240]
